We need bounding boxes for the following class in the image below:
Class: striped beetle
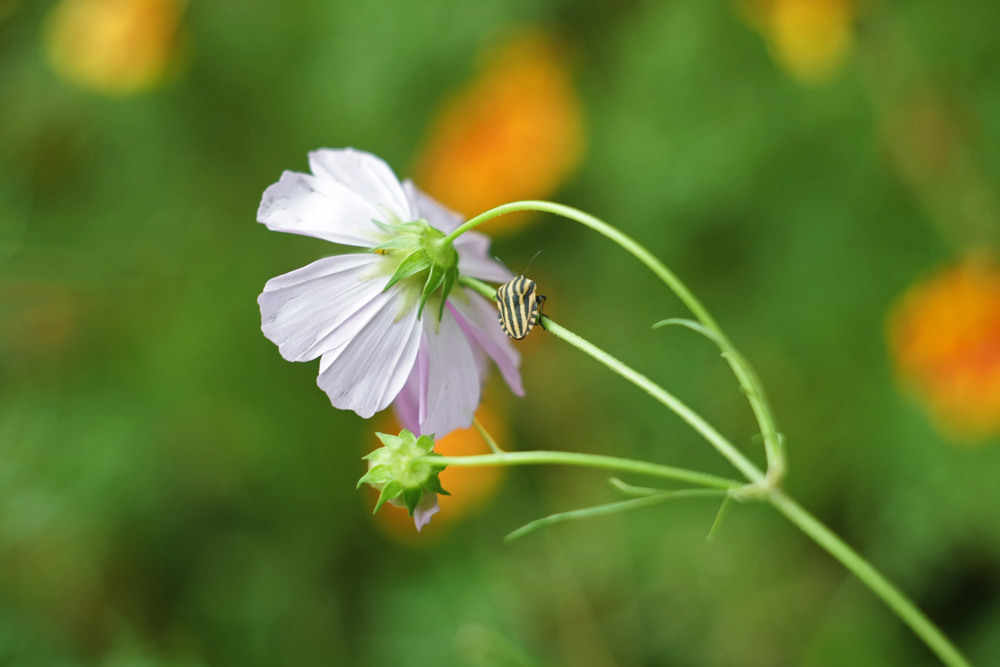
[496,275,546,340]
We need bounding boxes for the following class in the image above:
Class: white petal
[309,148,413,222]
[404,180,463,233]
[448,291,524,396]
[257,171,386,247]
[418,310,481,437]
[259,254,390,362]
[316,289,422,419]
[455,232,514,282]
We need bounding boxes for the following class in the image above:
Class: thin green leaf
[652,317,727,348]
[402,487,423,515]
[504,489,726,543]
[706,493,734,542]
[607,477,669,497]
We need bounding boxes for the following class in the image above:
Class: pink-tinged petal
[393,369,422,435]
[308,148,413,222]
[257,171,387,247]
[418,310,481,436]
[412,493,440,531]
[455,232,514,282]
[403,180,463,233]
[448,290,524,396]
[315,289,422,418]
[259,254,390,362]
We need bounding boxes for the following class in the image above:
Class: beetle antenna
[522,250,542,274]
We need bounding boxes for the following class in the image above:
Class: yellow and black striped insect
[496,275,546,340]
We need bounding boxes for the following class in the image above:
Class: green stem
[461,276,765,484]
[446,200,784,477]
[769,490,971,667]
[421,451,740,490]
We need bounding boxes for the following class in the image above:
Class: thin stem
[474,417,504,454]
[541,315,768,485]
[769,491,971,667]
[420,451,740,490]
[447,200,784,477]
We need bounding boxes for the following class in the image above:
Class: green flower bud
[358,429,450,530]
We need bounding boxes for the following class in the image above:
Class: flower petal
[455,232,514,282]
[316,289,423,419]
[257,170,386,247]
[259,254,392,362]
[394,356,423,434]
[448,290,524,396]
[309,148,413,222]
[417,309,481,436]
[412,493,440,531]
[403,180,463,233]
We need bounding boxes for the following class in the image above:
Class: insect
[496,274,546,340]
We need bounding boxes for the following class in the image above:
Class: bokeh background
[2,0,1000,665]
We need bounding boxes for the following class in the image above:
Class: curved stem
[447,201,784,478]
[769,491,971,667]
[421,452,740,490]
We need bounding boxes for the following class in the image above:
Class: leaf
[706,494,734,542]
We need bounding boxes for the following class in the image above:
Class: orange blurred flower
[366,403,509,542]
[743,0,853,84]
[45,0,185,95]
[413,29,584,236]
[889,257,1000,440]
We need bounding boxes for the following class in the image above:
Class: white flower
[258,148,522,438]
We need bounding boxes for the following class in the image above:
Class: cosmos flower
[45,0,185,95]
[889,256,1000,440]
[742,0,854,84]
[258,148,522,440]
[413,29,584,235]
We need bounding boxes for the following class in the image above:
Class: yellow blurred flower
[45,0,185,95]
[413,29,584,236]
[743,0,853,84]
[889,257,1000,440]
[366,403,509,542]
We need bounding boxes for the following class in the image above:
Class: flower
[44,0,185,95]
[741,0,854,84]
[889,256,1000,440]
[412,28,584,236]
[258,148,522,437]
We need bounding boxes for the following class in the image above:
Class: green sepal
[422,473,450,496]
[373,480,404,514]
[402,487,423,515]
[371,219,427,236]
[373,431,404,451]
[415,433,436,453]
[437,267,458,321]
[370,236,423,253]
[418,263,446,319]
[357,464,392,489]
[384,250,432,292]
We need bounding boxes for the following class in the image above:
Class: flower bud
[358,429,449,530]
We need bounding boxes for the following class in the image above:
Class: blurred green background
[3,0,1000,665]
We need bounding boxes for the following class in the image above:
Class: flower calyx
[373,219,460,321]
[358,429,450,516]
